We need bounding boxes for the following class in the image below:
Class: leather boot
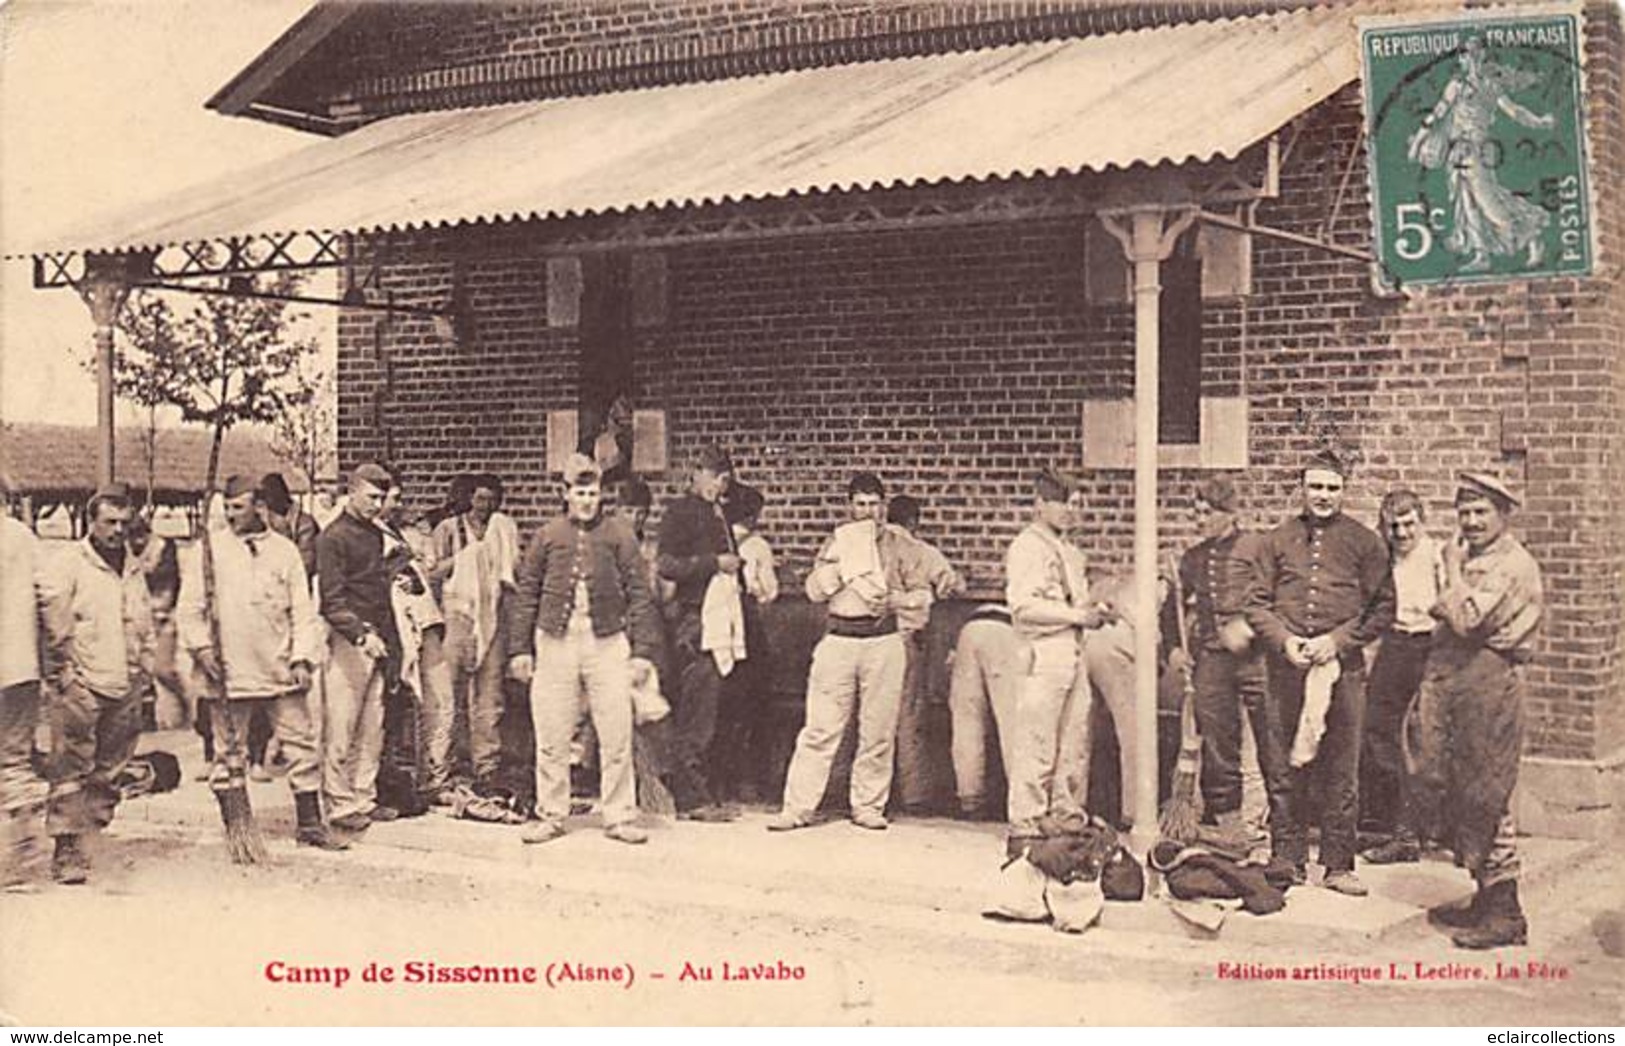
[1451,880,1528,950]
[51,833,89,885]
[1429,886,1483,929]
[294,791,350,851]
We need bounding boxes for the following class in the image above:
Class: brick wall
[337,5,1624,762]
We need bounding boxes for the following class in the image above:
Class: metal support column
[1099,205,1195,852]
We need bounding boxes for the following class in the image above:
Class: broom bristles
[1158,746,1203,844]
[217,783,269,865]
[633,733,676,817]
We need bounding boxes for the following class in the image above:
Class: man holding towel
[656,445,743,823]
[769,473,930,831]
[1244,449,1394,896]
[431,472,519,793]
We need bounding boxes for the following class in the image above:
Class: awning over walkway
[27,4,1360,259]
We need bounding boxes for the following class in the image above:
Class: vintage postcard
[1,0,1620,1028]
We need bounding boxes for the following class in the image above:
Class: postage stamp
[1360,7,1594,290]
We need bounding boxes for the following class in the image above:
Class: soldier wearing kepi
[178,475,346,851]
[38,483,155,884]
[1415,473,1543,950]
[1244,449,1394,896]
[1167,475,1281,856]
[508,454,661,845]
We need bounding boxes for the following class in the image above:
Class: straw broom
[1158,553,1203,845]
[198,433,267,864]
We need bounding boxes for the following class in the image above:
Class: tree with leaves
[110,276,316,492]
[110,293,184,515]
[108,272,318,862]
[268,356,336,497]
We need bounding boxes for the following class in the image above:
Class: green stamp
[1361,10,1593,290]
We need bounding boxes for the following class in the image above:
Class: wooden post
[76,255,137,487]
[1099,205,1196,852]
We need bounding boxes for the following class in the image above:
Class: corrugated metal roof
[28,5,1360,257]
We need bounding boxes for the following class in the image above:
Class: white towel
[700,572,747,677]
[1291,658,1342,767]
[829,519,882,583]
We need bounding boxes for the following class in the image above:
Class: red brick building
[28,0,1625,835]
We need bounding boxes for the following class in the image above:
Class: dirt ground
[2,813,1620,1026]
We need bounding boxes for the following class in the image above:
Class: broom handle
[199,498,247,768]
[1166,553,1199,748]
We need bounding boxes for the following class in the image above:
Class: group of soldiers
[0,445,1543,951]
[948,449,1541,951]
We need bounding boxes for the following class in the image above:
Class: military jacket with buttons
[1244,512,1395,658]
[1177,530,1260,652]
[508,513,662,663]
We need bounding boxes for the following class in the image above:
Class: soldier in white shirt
[769,473,931,832]
[1003,470,1113,840]
[1,474,46,889]
[1361,489,1445,864]
[178,476,346,851]
[38,483,155,884]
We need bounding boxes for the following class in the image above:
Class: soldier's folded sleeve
[174,544,208,654]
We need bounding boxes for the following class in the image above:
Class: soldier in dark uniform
[1166,476,1280,856]
[1244,450,1395,896]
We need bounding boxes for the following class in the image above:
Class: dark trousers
[498,678,536,810]
[711,607,773,801]
[1410,642,1524,882]
[1193,648,1288,822]
[1360,630,1432,836]
[891,631,936,810]
[1265,653,1367,872]
[667,608,723,809]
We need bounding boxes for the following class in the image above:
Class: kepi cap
[1194,475,1239,514]
[352,463,394,489]
[90,480,131,503]
[1035,467,1083,501]
[1303,447,1350,477]
[1456,471,1518,511]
